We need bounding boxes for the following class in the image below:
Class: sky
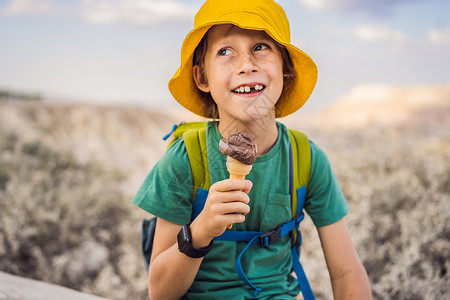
[0,0,449,111]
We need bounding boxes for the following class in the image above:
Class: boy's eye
[254,43,269,51]
[218,48,232,56]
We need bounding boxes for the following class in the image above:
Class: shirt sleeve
[131,138,194,225]
[304,141,349,227]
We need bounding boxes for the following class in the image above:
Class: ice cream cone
[226,157,252,229]
[226,156,253,180]
[219,132,256,230]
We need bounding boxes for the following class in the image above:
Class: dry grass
[297,107,450,299]
[0,131,148,299]
[0,100,448,299]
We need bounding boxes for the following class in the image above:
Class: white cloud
[0,0,198,26]
[0,0,54,16]
[428,28,450,44]
[298,0,337,11]
[297,0,422,14]
[354,25,407,44]
[80,0,198,26]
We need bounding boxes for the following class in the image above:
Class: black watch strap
[177,224,214,258]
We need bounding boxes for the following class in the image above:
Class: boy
[133,0,372,299]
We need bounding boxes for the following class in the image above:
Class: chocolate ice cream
[219,133,257,165]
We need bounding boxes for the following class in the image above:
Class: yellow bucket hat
[168,0,318,118]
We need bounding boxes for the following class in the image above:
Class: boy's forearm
[330,264,372,300]
[317,219,372,299]
[149,243,204,300]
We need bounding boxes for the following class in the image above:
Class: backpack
[141,122,315,299]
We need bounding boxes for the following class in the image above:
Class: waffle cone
[226,156,253,229]
[226,157,253,180]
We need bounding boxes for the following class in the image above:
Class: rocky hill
[317,83,450,128]
[0,102,205,195]
[0,83,448,299]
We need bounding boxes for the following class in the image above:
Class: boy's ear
[193,65,210,93]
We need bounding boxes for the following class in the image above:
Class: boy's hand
[190,179,252,248]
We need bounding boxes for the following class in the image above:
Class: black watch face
[177,225,190,250]
[177,224,213,258]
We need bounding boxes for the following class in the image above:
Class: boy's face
[193,25,284,123]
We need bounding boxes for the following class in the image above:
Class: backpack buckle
[260,225,282,247]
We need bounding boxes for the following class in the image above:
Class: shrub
[0,130,147,299]
[307,124,450,299]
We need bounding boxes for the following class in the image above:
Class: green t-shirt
[132,121,348,299]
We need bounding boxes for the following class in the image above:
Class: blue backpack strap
[292,186,315,300]
[292,246,315,300]
[191,188,209,220]
[216,218,301,297]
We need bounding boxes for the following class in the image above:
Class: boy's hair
[193,27,297,119]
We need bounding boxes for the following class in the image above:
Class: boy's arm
[148,179,252,300]
[148,218,205,300]
[317,218,372,300]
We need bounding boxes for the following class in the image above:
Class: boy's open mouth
[232,84,265,94]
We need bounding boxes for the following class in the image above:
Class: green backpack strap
[166,122,207,149]
[288,129,311,218]
[183,127,210,198]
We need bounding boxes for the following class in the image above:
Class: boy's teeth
[234,85,264,93]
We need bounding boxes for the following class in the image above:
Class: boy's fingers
[212,179,251,192]
[213,190,250,204]
[242,180,253,194]
[219,202,250,215]
[227,213,246,225]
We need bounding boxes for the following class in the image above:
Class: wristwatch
[177,224,214,258]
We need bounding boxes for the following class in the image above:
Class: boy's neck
[217,118,278,156]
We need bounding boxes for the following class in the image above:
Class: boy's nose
[236,52,258,75]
